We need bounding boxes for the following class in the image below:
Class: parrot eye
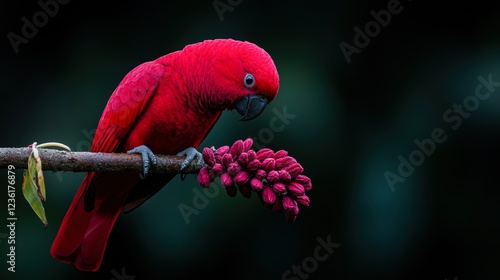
[244,73,255,88]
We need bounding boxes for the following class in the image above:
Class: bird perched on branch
[50,39,280,271]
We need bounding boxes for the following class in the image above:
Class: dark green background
[2,1,500,279]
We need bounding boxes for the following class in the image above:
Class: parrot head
[181,39,280,121]
[217,39,279,121]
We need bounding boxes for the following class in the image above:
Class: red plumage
[50,39,279,271]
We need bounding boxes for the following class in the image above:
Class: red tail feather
[50,172,137,271]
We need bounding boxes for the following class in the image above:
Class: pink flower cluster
[197,138,312,223]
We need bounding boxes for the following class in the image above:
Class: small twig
[0,148,202,174]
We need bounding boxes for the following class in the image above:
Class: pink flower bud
[197,166,211,188]
[227,162,241,176]
[247,150,257,161]
[272,196,283,212]
[236,152,249,167]
[262,185,276,204]
[230,140,244,158]
[287,182,305,196]
[221,173,233,188]
[202,147,216,166]
[273,150,288,159]
[303,181,312,191]
[267,170,280,183]
[250,178,264,191]
[285,163,304,178]
[234,171,249,185]
[255,169,267,180]
[278,170,292,182]
[256,148,274,161]
[261,158,276,172]
[272,182,286,193]
[296,195,310,206]
[246,159,261,173]
[212,163,224,176]
[275,156,297,170]
[222,153,233,169]
[294,175,312,191]
[238,183,252,199]
[215,155,222,163]
[294,174,311,185]
[282,195,296,211]
[243,138,253,152]
[216,145,230,156]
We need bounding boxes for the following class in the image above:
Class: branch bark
[0,148,203,174]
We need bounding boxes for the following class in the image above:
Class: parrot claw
[177,147,204,174]
[127,145,157,179]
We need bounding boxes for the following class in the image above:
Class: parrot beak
[235,94,269,121]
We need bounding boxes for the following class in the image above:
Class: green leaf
[22,144,48,227]
[32,145,46,201]
[21,141,71,228]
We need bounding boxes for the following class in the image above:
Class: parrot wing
[51,61,164,271]
[83,61,165,211]
[92,61,165,153]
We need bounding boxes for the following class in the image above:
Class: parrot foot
[177,147,204,180]
[127,145,157,179]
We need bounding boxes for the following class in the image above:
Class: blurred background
[1,0,500,279]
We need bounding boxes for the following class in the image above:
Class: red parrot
[50,39,280,271]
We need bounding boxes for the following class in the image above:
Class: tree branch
[0,148,203,174]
